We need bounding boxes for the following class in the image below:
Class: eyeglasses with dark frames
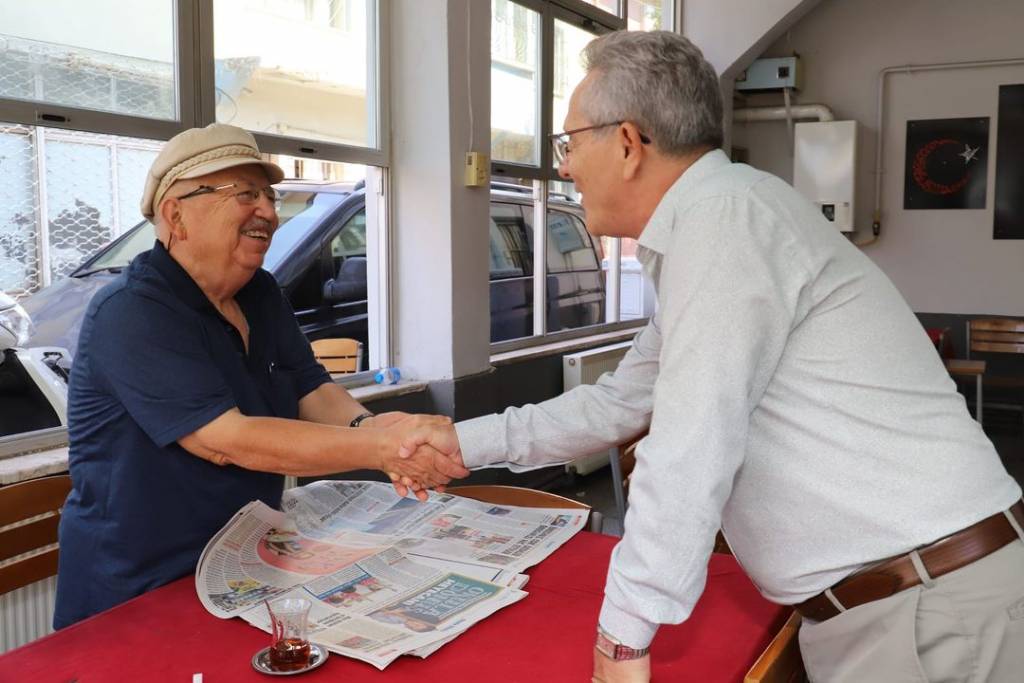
[548,121,652,165]
[175,182,280,206]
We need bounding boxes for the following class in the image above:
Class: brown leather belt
[797,501,1024,622]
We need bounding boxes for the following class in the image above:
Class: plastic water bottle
[374,367,401,385]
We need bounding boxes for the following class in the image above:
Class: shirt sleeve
[86,293,236,449]
[598,195,805,648]
[455,319,661,472]
[266,277,331,400]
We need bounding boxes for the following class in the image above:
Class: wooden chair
[0,475,72,596]
[311,338,363,374]
[966,318,1024,422]
[446,485,602,533]
[745,611,805,683]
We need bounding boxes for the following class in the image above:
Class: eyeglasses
[548,121,652,165]
[176,182,280,206]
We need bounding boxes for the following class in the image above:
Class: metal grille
[0,34,175,120]
[0,124,160,298]
[0,124,40,298]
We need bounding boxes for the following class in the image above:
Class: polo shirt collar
[145,240,262,311]
[637,148,731,256]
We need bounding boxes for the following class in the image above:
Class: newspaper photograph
[195,481,585,669]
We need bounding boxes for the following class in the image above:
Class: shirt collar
[144,239,262,311]
[636,148,731,256]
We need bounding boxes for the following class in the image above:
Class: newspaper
[195,481,587,669]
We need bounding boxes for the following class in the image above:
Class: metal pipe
[732,103,835,123]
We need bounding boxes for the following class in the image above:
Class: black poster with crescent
[903,117,989,210]
[994,84,1024,239]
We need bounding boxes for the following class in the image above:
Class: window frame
[490,0,674,351]
[0,1,198,139]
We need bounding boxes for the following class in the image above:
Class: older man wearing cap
[53,123,465,628]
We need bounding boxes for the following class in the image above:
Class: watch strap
[349,411,374,428]
[595,627,650,661]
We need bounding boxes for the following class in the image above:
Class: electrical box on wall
[793,120,857,233]
[735,57,802,92]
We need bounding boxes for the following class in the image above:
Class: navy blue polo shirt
[54,241,330,629]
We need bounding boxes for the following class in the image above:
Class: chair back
[0,475,72,596]
[446,485,600,532]
[311,338,363,374]
[967,318,1024,357]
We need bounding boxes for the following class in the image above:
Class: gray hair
[580,31,723,155]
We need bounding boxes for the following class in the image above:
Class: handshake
[366,412,469,501]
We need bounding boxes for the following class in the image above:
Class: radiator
[0,576,57,653]
[562,341,632,475]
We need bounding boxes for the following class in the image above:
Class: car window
[489,203,531,279]
[330,209,366,259]
[81,221,157,273]
[78,189,347,275]
[523,207,598,274]
[289,207,366,311]
[550,211,598,272]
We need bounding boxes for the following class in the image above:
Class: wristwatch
[349,411,374,428]
[594,627,650,661]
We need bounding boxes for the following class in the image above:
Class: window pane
[214,0,376,147]
[265,159,380,366]
[0,1,176,120]
[0,124,161,296]
[627,0,672,31]
[578,0,621,17]
[520,182,605,336]
[491,0,541,165]
[553,19,598,166]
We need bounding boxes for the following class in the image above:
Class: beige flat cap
[140,123,285,219]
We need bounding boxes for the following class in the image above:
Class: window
[626,0,674,31]
[0,0,392,382]
[489,1,672,347]
[214,0,378,149]
[0,1,177,121]
[490,0,541,166]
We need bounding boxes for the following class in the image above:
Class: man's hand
[376,415,468,500]
[592,650,650,683]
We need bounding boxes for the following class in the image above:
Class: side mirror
[322,257,368,303]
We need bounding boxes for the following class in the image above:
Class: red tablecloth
[0,533,787,682]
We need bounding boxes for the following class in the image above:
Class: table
[946,359,986,424]
[0,533,788,682]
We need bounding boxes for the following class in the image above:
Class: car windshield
[77,189,349,275]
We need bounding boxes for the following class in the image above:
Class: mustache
[241,217,274,233]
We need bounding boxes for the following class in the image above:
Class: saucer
[251,643,329,676]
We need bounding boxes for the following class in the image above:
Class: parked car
[22,181,605,357]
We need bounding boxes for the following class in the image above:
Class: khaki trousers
[798,539,1024,682]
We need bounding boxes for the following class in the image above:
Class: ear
[618,122,646,181]
[158,196,187,241]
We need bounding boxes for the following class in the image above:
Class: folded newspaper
[195,481,587,669]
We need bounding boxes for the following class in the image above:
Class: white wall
[731,0,1024,316]
[682,0,820,77]
[390,0,490,381]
